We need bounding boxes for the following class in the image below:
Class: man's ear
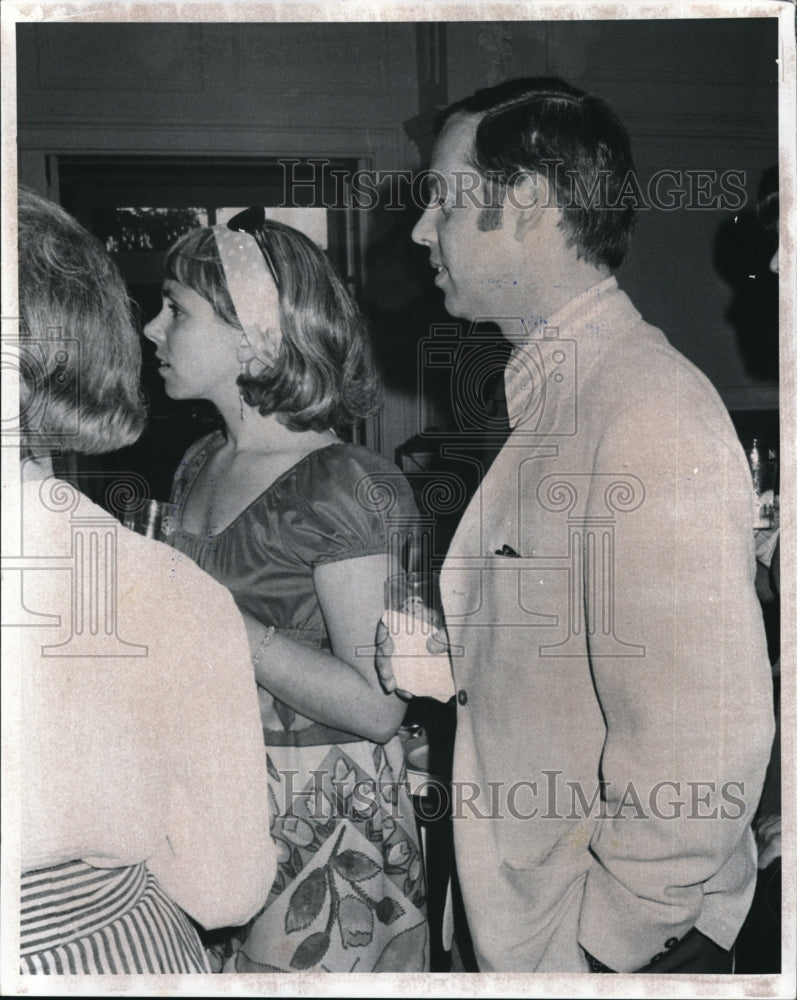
[510,172,554,240]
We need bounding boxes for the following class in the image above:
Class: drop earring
[238,373,246,421]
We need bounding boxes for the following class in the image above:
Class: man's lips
[431,259,448,283]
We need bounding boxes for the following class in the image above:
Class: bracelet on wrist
[252,625,277,668]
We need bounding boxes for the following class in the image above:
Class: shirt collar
[504,276,618,430]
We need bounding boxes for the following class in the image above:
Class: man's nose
[411,208,436,247]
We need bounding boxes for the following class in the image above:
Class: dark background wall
[16,17,780,468]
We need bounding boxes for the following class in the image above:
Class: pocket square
[495,543,520,557]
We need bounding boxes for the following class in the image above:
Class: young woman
[144,211,428,973]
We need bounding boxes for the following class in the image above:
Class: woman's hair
[165,221,380,433]
[17,189,146,454]
[439,77,636,271]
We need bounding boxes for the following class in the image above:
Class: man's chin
[441,292,471,321]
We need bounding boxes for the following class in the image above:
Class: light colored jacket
[441,277,774,972]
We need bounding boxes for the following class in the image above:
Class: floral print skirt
[218,735,428,973]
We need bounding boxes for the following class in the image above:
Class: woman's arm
[249,553,408,743]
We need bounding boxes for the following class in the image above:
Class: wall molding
[622,113,778,144]
[18,124,410,172]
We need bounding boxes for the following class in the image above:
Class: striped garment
[20,859,211,975]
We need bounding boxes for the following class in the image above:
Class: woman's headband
[212,225,281,374]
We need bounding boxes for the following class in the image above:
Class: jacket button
[457,689,468,705]
[664,937,678,949]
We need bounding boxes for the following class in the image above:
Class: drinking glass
[380,570,456,702]
[384,570,445,646]
[120,498,178,542]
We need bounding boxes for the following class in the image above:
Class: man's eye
[423,190,451,213]
[168,302,181,318]
[420,176,447,211]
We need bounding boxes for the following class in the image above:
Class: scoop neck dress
[169,432,429,973]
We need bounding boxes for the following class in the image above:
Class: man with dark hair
[440,76,636,267]
[391,78,774,972]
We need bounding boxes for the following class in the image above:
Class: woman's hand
[375,610,455,703]
[374,618,412,699]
